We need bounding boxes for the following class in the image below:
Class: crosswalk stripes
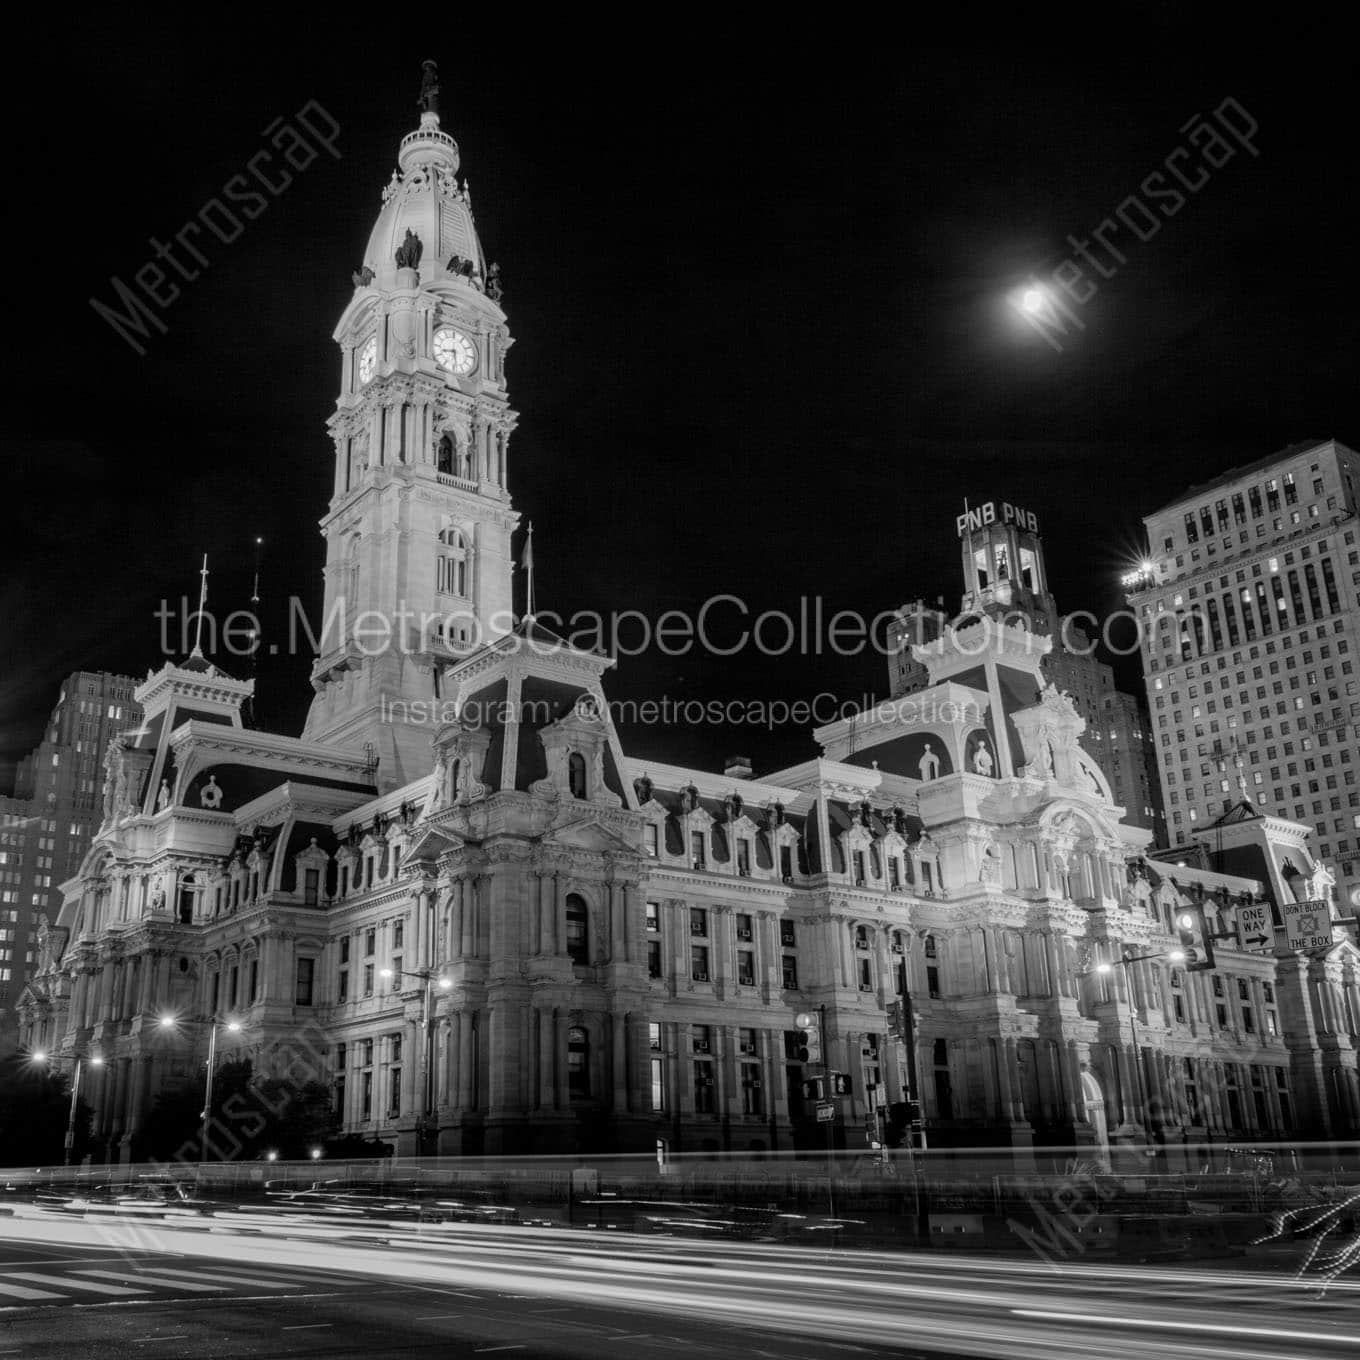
[6,1272,144,1297]
[0,1261,344,1307]
[75,1269,224,1293]
[0,1282,63,1302]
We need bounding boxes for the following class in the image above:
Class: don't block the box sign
[956,501,1040,538]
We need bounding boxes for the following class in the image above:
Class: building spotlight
[159,1014,176,1028]
[378,967,394,979]
[1095,963,1113,975]
[1169,949,1187,963]
[31,1051,47,1063]
[90,1055,104,1066]
[1021,287,1046,314]
[437,976,453,990]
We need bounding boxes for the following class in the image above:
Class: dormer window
[568,752,587,799]
[737,839,752,875]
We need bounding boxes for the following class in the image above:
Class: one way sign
[1236,901,1274,952]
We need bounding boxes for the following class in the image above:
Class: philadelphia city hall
[18,65,1360,1164]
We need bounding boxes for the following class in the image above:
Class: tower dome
[361,88,485,292]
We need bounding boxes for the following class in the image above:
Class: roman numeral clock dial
[433,326,476,376]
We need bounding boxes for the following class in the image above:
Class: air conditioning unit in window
[740,1042,756,1054]
[693,859,706,871]
[891,941,905,954]
[692,971,709,983]
[782,874,794,884]
[855,876,866,887]
[694,1039,710,1052]
[738,867,751,877]
[737,927,753,940]
[750,1079,763,1089]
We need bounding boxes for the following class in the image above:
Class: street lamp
[378,966,451,1156]
[33,1050,104,1166]
[160,1013,242,1162]
[1084,947,1184,1145]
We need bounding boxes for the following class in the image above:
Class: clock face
[358,335,377,384]
[433,327,476,376]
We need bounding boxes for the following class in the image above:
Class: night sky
[4,32,1358,790]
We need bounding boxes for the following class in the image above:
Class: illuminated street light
[33,1050,105,1165]
[378,965,453,1154]
[265,1150,278,1162]
[309,1147,322,1160]
[160,1014,244,1161]
[1082,947,1186,1148]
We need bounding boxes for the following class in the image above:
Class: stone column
[1064,1041,1083,1123]
[458,1011,476,1110]
[1116,1044,1139,1127]
[461,877,476,958]
[538,1008,555,1110]
[713,907,730,991]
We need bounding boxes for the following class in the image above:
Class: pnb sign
[956,501,1040,538]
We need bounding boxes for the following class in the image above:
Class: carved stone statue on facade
[979,842,1002,884]
[351,265,374,288]
[156,779,171,812]
[395,229,423,270]
[486,262,503,301]
[973,740,994,777]
[918,743,941,781]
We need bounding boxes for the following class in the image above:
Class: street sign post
[1236,901,1274,952]
[815,1101,835,1123]
[1282,899,1334,952]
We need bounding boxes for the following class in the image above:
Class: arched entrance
[1081,1069,1111,1169]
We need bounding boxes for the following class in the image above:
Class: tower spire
[190,554,209,659]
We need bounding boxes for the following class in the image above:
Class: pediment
[543,814,638,854]
[401,820,470,866]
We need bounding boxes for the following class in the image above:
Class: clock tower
[303,64,519,788]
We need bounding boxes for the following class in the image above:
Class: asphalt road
[1,1207,1356,1358]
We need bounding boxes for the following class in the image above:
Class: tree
[0,1053,92,1167]
[142,1059,338,1164]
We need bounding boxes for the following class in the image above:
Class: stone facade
[16,77,1360,1164]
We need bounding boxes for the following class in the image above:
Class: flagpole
[523,522,535,621]
[191,554,209,657]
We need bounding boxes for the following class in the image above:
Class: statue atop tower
[418,59,440,116]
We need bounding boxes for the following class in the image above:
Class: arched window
[565,893,589,965]
[437,433,455,476]
[437,525,468,597]
[177,874,196,925]
[568,1026,590,1098]
[568,752,587,799]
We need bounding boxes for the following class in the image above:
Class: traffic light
[1175,902,1216,972]
[886,1000,903,1037]
[831,1072,852,1096]
[794,1011,822,1064]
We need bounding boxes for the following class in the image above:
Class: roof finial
[190,554,209,658]
[520,521,536,620]
[418,59,440,120]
